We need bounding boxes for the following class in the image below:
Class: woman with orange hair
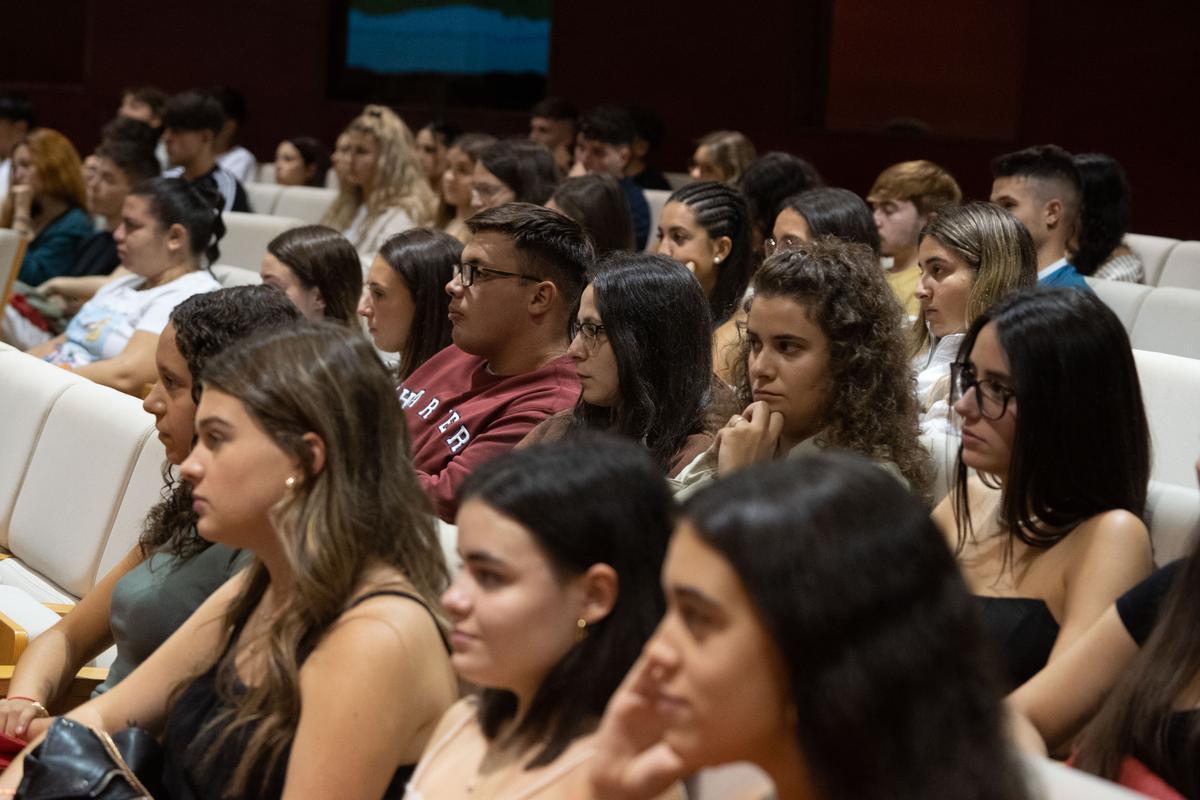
[1,128,93,285]
[320,105,437,259]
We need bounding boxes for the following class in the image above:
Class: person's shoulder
[1069,509,1150,554]
[403,345,481,385]
[59,206,96,232]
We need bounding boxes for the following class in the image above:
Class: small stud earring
[714,256,722,264]
[575,618,588,642]
[285,476,297,489]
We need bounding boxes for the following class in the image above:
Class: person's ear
[527,279,559,317]
[1044,197,1063,230]
[711,235,733,265]
[616,144,633,169]
[579,562,619,625]
[301,431,326,476]
[165,222,189,257]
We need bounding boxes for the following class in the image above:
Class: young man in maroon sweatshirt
[399,202,592,520]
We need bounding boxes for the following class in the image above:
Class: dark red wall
[6,1,1198,237]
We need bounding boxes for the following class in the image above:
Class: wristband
[5,695,48,716]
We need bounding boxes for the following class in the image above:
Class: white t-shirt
[344,205,415,259]
[47,271,221,367]
[913,332,965,438]
[217,146,257,185]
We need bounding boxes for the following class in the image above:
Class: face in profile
[577,136,628,178]
[86,155,132,219]
[989,177,1044,246]
[444,231,532,358]
[567,285,620,407]
[469,161,515,212]
[441,146,474,209]
[745,294,832,446]
[769,207,812,255]
[915,236,974,339]
[274,140,311,187]
[655,201,726,298]
[639,522,795,769]
[10,145,37,192]
[113,194,174,275]
[443,499,599,693]
[181,389,298,547]
[143,322,196,465]
[415,127,447,184]
[260,253,324,321]
[953,322,1018,477]
[162,128,208,168]
[344,131,380,191]
[689,145,724,183]
[870,197,923,258]
[358,255,416,354]
[529,116,572,150]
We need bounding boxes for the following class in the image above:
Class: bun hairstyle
[130,176,226,266]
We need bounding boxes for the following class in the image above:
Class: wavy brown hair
[191,324,448,797]
[732,237,932,499]
[321,105,437,238]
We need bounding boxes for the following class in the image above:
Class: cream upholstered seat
[643,189,670,253]
[1024,755,1147,799]
[1085,277,1153,335]
[1146,481,1200,566]
[1125,233,1180,286]
[0,229,28,310]
[1157,240,1200,290]
[274,186,338,225]
[1135,349,1200,489]
[218,211,304,272]
[256,162,276,183]
[245,181,283,215]
[209,264,263,287]
[1130,287,1200,360]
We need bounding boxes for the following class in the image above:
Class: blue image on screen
[346,3,550,76]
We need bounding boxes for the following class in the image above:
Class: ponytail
[130,177,227,267]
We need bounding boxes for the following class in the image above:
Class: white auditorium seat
[245,182,283,215]
[1024,755,1147,799]
[218,212,304,272]
[210,264,263,287]
[1130,287,1200,360]
[0,229,28,308]
[274,186,337,225]
[1084,277,1153,335]
[1134,349,1200,489]
[1125,233,1180,286]
[1146,480,1200,565]
[325,168,338,189]
[256,162,276,183]
[643,189,671,253]
[1156,240,1200,290]
[665,171,691,190]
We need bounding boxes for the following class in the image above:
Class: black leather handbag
[16,717,163,799]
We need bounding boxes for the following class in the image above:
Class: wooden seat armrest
[42,604,75,616]
[0,665,110,714]
[0,612,28,664]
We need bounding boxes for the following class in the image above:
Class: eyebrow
[967,358,1012,383]
[671,584,723,613]
[461,550,507,568]
[195,416,233,433]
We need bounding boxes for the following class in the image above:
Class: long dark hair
[951,288,1151,555]
[139,286,302,560]
[478,139,560,205]
[1072,153,1133,276]
[1075,553,1200,792]
[683,453,1029,800]
[131,176,226,266]
[459,436,673,769]
[266,225,362,325]
[736,151,823,245]
[666,181,754,324]
[285,135,330,188]
[733,239,932,497]
[781,187,881,254]
[549,174,635,255]
[377,228,461,380]
[572,253,712,471]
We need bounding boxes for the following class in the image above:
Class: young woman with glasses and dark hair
[358,228,461,380]
[589,452,1031,800]
[406,436,683,799]
[766,187,881,258]
[520,253,716,488]
[470,139,560,214]
[933,287,1153,692]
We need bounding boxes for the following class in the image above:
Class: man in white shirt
[0,93,34,198]
[161,90,251,213]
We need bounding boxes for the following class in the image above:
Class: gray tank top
[92,544,243,697]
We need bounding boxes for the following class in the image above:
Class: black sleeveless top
[160,589,448,800]
[975,596,1060,690]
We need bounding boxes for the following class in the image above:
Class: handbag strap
[94,727,154,799]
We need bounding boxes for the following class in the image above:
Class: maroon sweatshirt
[399,345,580,521]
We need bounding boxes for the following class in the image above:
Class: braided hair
[666,181,754,323]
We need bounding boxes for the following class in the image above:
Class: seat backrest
[1023,755,1150,799]
[209,264,263,287]
[0,229,28,308]
[643,189,671,253]
[1125,233,1180,286]
[218,211,304,272]
[1146,480,1200,566]
[325,168,338,189]
[665,171,691,191]
[244,182,283,216]
[0,352,85,546]
[1085,277,1153,335]
[274,186,338,225]
[7,379,158,598]
[1130,287,1200,360]
[1134,349,1200,489]
[95,430,167,582]
[256,162,276,183]
[1157,241,1200,290]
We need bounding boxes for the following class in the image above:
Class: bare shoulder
[320,589,448,663]
[1066,509,1151,559]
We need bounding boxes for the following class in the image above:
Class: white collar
[1037,256,1070,281]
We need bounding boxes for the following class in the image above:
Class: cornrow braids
[667,181,755,324]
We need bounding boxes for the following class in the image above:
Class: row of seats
[0,343,164,668]
[1124,233,1200,289]
[1088,280,1200,361]
[244,183,337,224]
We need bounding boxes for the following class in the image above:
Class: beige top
[886,262,921,319]
[405,697,684,800]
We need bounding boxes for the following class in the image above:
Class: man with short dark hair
[529,96,577,174]
[161,90,250,213]
[399,202,591,520]
[0,92,34,197]
[990,144,1089,289]
[576,105,650,249]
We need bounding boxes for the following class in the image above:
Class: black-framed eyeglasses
[949,361,1016,421]
[454,262,542,287]
[572,320,607,347]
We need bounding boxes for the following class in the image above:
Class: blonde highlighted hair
[695,130,757,184]
[321,105,437,239]
[910,202,1037,357]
